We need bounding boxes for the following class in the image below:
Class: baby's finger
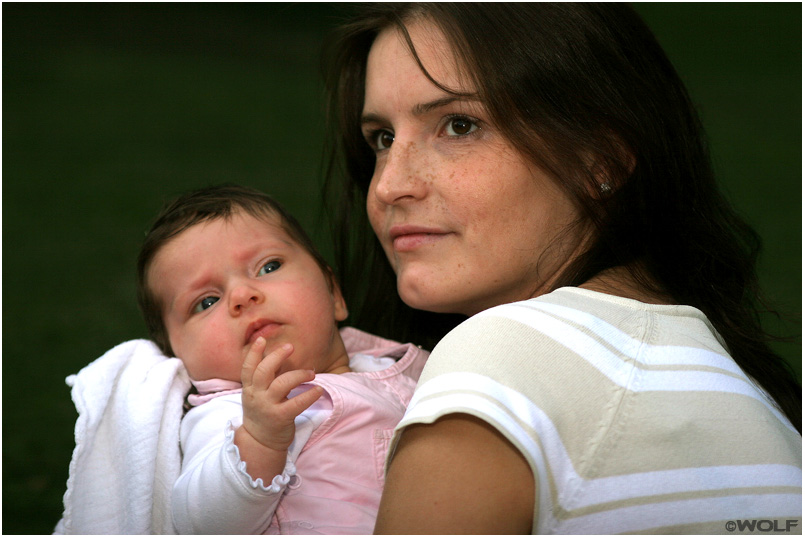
[250,342,294,388]
[240,337,267,387]
[269,368,317,400]
[281,383,325,418]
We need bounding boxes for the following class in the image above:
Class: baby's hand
[239,337,324,453]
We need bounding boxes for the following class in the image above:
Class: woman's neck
[579,265,674,305]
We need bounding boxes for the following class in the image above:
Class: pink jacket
[276,328,429,534]
[172,327,430,535]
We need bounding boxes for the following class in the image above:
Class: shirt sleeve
[388,313,539,459]
[171,395,293,535]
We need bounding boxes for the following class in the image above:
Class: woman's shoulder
[417,288,637,392]
[401,289,658,488]
[441,286,720,352]
[419,286,729,397]
[431,287,664,350]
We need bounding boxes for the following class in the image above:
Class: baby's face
[148,211,349,381]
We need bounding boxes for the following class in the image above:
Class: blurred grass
[2,3,800,534]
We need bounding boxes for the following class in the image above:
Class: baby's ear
[327,268,349,322]
[333,287,349,322]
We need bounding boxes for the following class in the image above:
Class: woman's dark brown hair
[322,3,801,430]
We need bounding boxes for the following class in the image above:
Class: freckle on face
[364,20,583,315]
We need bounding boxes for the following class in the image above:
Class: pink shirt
[172,328,430,534]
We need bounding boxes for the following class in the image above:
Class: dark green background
[3,3,800,534]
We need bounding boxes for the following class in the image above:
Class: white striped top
[391,287,802,534]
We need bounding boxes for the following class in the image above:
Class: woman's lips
[389,225,451,252]
[245,320,282,345]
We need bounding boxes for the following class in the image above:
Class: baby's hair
[136,184,333,356]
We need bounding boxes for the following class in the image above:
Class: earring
[599,182,612,194]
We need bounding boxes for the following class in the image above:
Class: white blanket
[55,339,191,535]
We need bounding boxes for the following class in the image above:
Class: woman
[323,4,801,534]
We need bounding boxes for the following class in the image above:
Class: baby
[136,184,429,534]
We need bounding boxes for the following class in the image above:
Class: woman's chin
[398,285,472,316]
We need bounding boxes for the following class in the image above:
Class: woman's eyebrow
[360,112,383,128]
[361,96,479,126]
[412,96,464,115]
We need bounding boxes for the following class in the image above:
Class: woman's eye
[372,130,394,150]
[194,296,219,313]
[258,260,282,276]
[445,117,479,136]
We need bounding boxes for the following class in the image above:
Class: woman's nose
[370,140,428,206]
[228,282,264,315]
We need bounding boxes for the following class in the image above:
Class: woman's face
[362,20,584,316]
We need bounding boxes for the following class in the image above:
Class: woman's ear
[586,135,636,199]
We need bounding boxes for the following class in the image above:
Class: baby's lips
[244,319,282,345]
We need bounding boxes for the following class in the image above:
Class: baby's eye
[370,129,394,151]
[258,260,282,276]
[445,116,479,136]
[194,296,219,313]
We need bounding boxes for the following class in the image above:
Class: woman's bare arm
[375,414,535,534]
